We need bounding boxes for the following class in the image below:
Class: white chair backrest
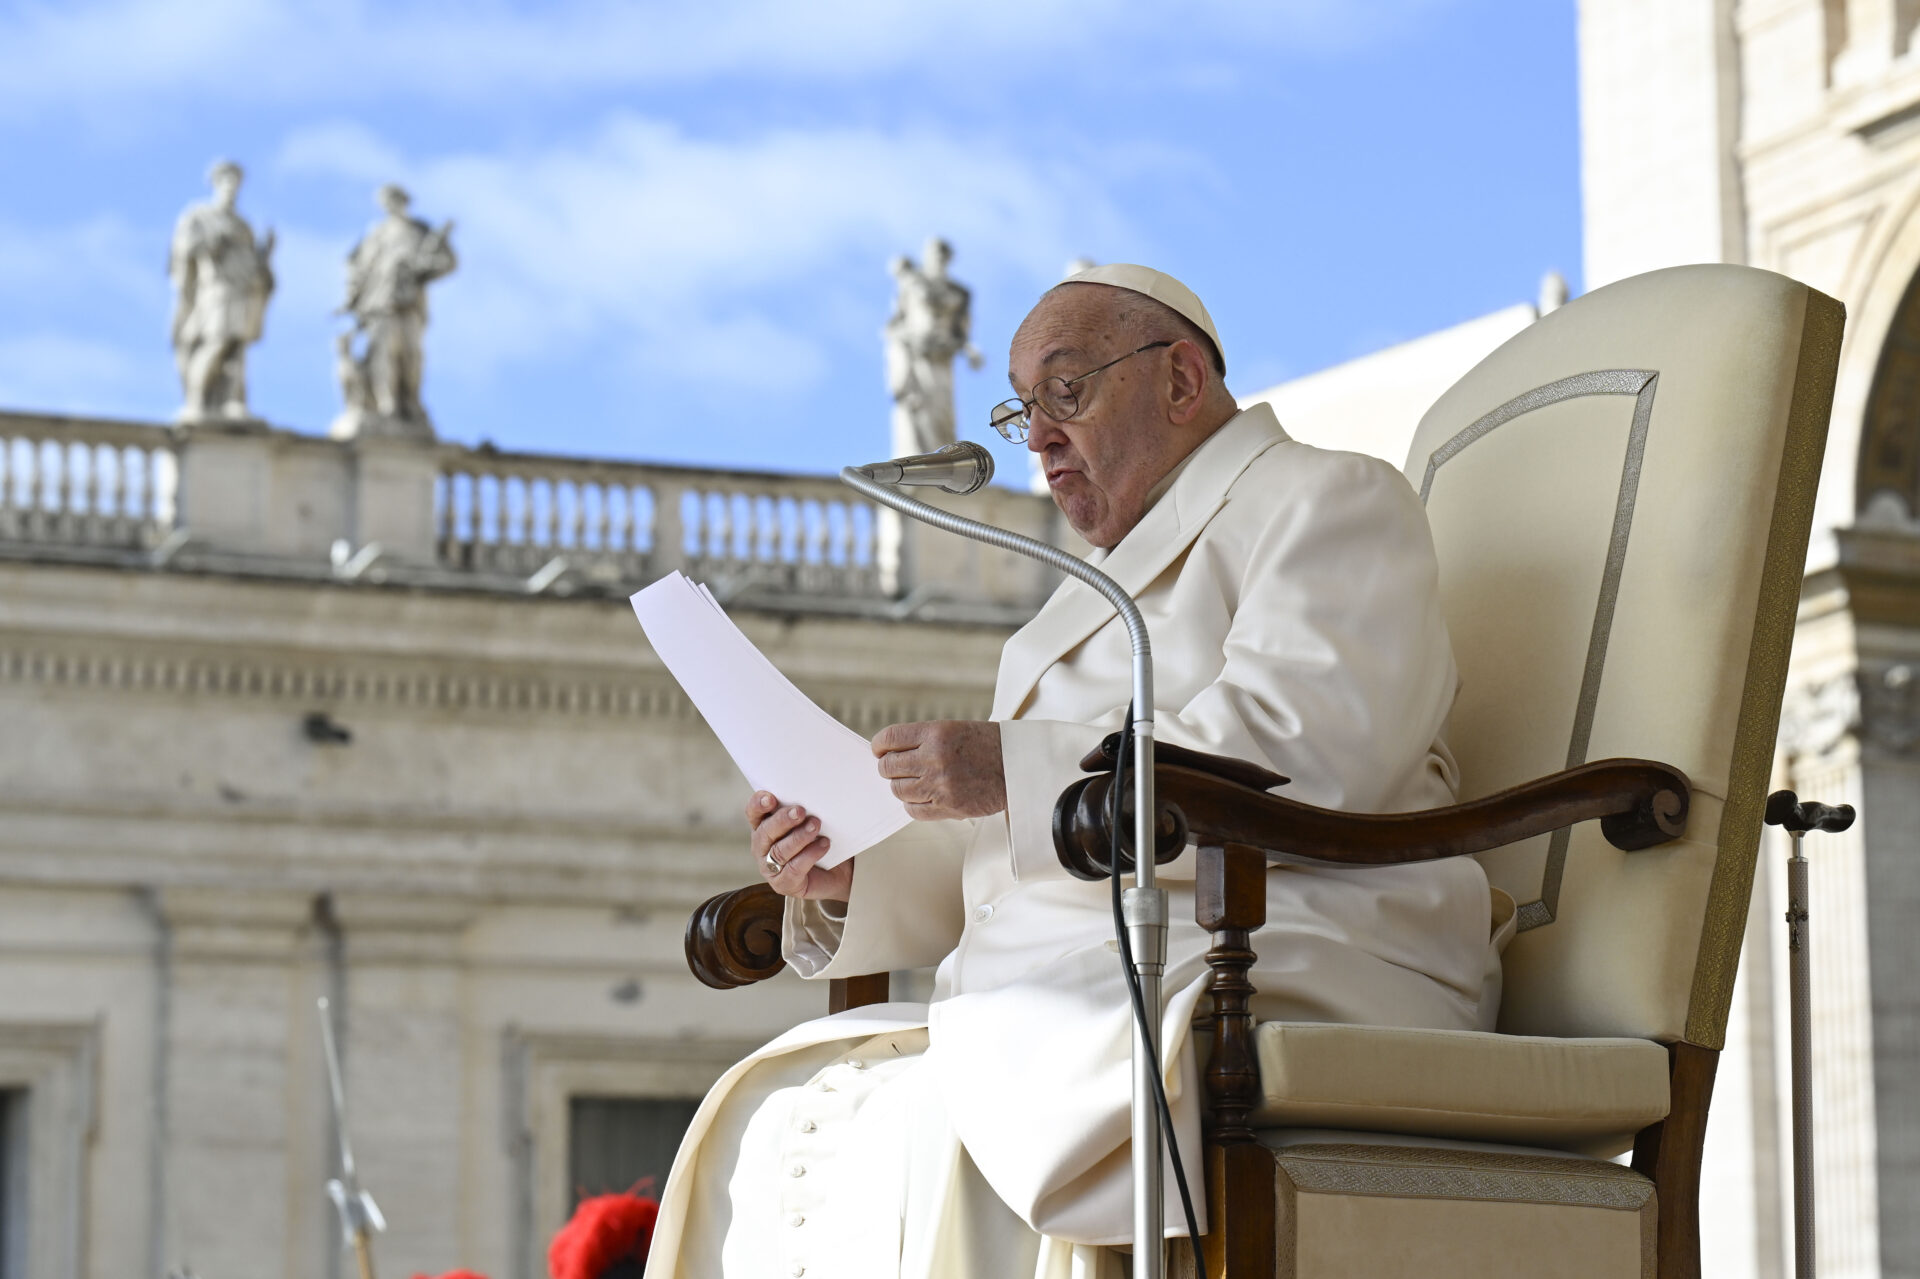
[1404,265,1842,1045]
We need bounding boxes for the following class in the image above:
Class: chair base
[1176,1138,1656,1279]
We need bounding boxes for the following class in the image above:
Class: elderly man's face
[1009,288,1184,549]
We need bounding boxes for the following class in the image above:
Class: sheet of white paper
[630,572,909,866]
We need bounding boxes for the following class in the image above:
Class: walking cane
[1764,790,1856,1279]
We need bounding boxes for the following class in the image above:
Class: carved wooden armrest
[686,883,787,990]
[1055,755,1690,872]
[684,884,892,1011]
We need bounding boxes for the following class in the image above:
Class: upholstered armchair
[687,264,1845,1278]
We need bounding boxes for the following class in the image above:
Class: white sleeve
[782,818,973,979]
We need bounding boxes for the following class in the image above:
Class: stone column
[151,887,328,1279]
[331,894,475,1276]
[1837,524,1920,1277]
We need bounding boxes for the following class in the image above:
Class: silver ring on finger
[764,850,784,875]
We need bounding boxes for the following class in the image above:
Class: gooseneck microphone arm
[839,463,1170,1279]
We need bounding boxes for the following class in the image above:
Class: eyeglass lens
[991,378,1079,442]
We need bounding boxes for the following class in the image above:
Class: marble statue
[1538,269,1569,315]
[884,237,983,458]
[332,184,457,440]
[169,161,276,423]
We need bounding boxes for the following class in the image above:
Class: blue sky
[0,0,1581,479]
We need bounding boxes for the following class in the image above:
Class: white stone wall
[0,555,1011,1278]
[1578,0,1747,289]
[1582,4,1920,1274]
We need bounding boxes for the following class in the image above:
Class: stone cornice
[0,631,991,737]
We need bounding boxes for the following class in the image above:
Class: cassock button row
[974,904,994,922]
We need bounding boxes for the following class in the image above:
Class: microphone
[854,441,994,494]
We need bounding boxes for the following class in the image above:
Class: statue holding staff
[333,184,457,440]
[884,237,984,458]
[169,160,275,423]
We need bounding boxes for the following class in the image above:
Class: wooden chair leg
[1193,844,1272,1277]
[1632,1041,1718,1279]
[1191,1142,1276,1279]
[828,972,890,1012]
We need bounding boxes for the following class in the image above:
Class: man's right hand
[747,792,853,903]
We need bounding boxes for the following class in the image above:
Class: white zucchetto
[1059,263,1223,367]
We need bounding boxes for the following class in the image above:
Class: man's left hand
[873,720,1005,821]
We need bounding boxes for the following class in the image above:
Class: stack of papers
[629,572,910,867]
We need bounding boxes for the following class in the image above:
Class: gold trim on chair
[1272,1143,1654,1210]
[1418,369,1662,931]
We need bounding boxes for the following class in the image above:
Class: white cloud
[272,112,1143,396]
[0,333,150,414]
[0,216,172,416]
[0,215,160,306]
[0,0,1455,115]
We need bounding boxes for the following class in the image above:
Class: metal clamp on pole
[1764,788,1857,1279]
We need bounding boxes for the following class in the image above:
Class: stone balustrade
[0,409,1066,620]
[0,412,175,554]
[438,447,884,600]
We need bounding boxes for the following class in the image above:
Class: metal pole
[1767,787,1852,1279]
[839,469,1167,1277]
[1127,714,1166,1279]
[1788,830,1814,1279]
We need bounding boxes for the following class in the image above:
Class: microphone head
[941,441,994,494]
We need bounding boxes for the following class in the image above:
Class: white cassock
[649,402,1502,1277]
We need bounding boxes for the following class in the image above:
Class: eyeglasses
[989,341,1173,443]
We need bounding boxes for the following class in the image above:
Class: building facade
[1581,3,1920,1276]
[0,412,1066,1278]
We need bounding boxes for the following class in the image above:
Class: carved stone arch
[1857,261,1920,517]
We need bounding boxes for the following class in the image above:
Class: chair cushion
[1251,1022,1671,1156]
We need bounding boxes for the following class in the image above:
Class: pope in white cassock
[649,265,1503,1277]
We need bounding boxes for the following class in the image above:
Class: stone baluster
[807,501,828,565]
[837,503,859,585]
[512,476,532,546]
[28,439,46,517]
[544,478,562,549]
[652,481,687,577]
[104,447,122,522]
[437,471,458,555]
[708,492,730,566]
[132,447,150,522]
[56,441,74,516]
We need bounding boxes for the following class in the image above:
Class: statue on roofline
[332,183,457,441]
[169,160,276,424]
[884,237,984,458]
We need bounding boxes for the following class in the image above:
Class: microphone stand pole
[840,468,1166,1278]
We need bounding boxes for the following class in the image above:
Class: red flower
[548,1192,660,1279]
